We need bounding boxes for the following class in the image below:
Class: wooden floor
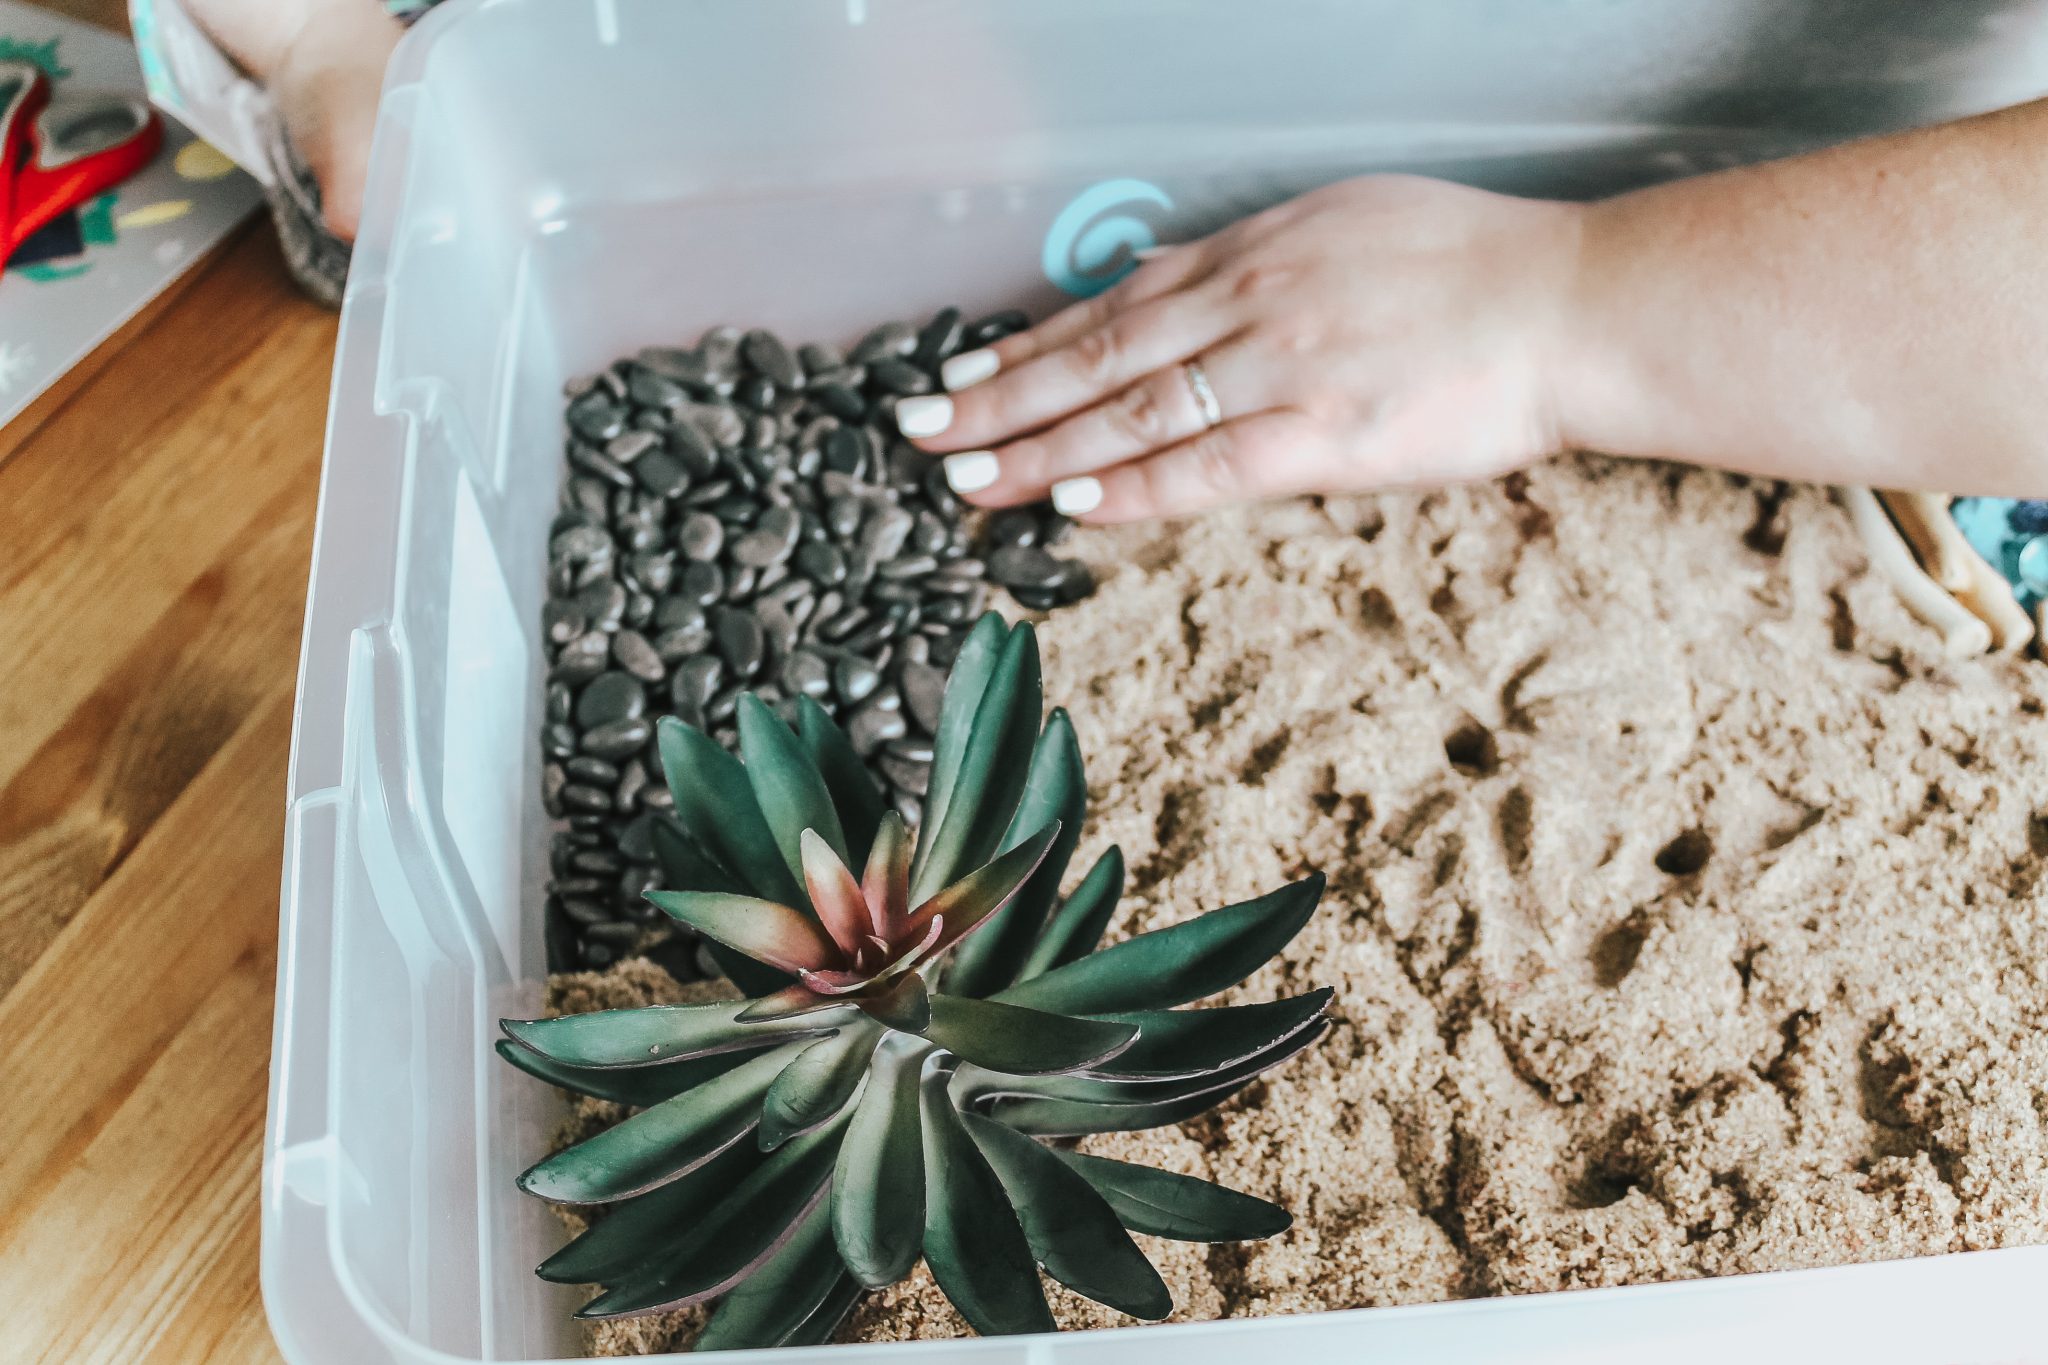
[0,71,327,1355]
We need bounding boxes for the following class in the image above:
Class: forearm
[1561,100,2048,494]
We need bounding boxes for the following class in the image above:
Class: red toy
[1,58,162,269]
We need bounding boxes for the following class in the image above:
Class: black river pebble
[539,308,1097,971]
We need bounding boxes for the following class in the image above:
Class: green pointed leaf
[1018,847,1125,982]
[903,822,1061,963]
[578,1112,848,1318]
[926,994,1138,1075]
[918,1058,1055,1336]
[911,620,1042,904]
[945,710,1085,998]
[801,829,873,961]
[780,1274,863,1348]
[502,998,850,1069]
[862,810,910,936]
[831,1036,929,1287]
[996,874,1325,1016]
[759,1021,881,1150]
[1086,990,1335,1080]
[658,717,804,905]
[960,1019,1329,1111]
[737,982,847,1024]
[962,1115,1172,1320]
[739,694,851,889]
[650,817,745,894]
[853,970,931,1034]
[989,1082,1257,1138]
[649,822,789,997]
[914,612,1007,876]
[538,1140,767,1284]
[496,1038,753,1110]
[691,1200,850,1352]
[797,696,885,870]
[646,891,841,976]
[518,1044,800,1203]
[1052,1151,1292,1243]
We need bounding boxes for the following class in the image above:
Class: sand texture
[557,458,2048,1354]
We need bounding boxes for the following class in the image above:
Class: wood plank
[0,685,291,1235]
[0,463,317,993]
[0,232,320,594]
[0,252,332,791]
[0,946,277,1364]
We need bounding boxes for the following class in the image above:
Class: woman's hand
[896,176,1588,523]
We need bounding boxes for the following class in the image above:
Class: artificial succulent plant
[500,613,1331,1349]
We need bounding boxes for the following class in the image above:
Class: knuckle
[1104,379,1175,448]
[1228,262,1298,304]
[1183,429,1241,498]
[1065,324,1123,386]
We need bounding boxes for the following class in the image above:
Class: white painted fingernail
[895,394,954,438]
[1133,245,1167,261]
[1051,476,1103,517]
[941,348,1000,391]
[943,451,1000,493]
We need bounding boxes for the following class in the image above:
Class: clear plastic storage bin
[266,1,2048,1360]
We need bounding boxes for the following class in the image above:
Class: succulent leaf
[900,821,1061,963]
[577,1111,849,1319]
[852,970,932,1033]
[538,1140,767,1285]
[912,612,1007,881]
[759,1020,883,1151]
[736,982,847,1024]
[910,620,1043,904]
[1084,989,1335,1080]
[649,817,744,895]
[651,819,788,996]
[779,1274,865,1349]
[924,994,1139,1075]
[831,1037,929,1287]
[944,709,1086,997]
[960,1018,1330,1111]
[1052,1151,1292,1243]
[495,1038,742,1110]
[502,998,849,1069]
[994,874,1326,1016]
[795,696,886,869]
[799,829,873,962]
[739,695,852,889]
[860,810,911,937]
[917,1058,1056,1336]
[657,717,804,906]
[517,1045,801,1204]
[1015,845,1125,981]
[646,891,841,976]
[691,1200,851,1353]
[962,1114,1173,1321]
[988,1083,1260,1138]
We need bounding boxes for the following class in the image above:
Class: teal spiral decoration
[1042,179,1173,297]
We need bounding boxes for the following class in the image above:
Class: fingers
[936,333,1255,505]
[987,242,1215,368]
[901,277,1235,452]
[1049,410,1328,525]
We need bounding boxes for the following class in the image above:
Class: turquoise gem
[2018,535,2048,594]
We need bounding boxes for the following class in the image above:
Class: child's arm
[908,100,2048,522]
